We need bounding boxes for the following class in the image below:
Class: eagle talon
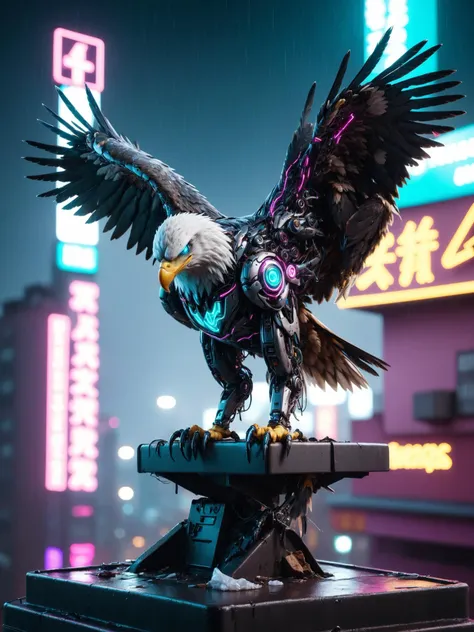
[203,431,211,453]
[180,428,191,460]
[283,433,292,457]
[263,431,272,460]
[169,430,181,461]
[246,424,258,462]
[191,430,201,459]
[154,439,167,456]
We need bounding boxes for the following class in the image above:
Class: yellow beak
[159,254,193,292]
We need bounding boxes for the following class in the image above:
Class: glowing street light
[132,536,145,548]
[117,486,134,501]
[117,445,135,460]
[156,395,176,410]
[334,535,353,554]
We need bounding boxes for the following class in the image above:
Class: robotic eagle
[25,29,464,460]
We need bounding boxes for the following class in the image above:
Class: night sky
[1,0,473,449]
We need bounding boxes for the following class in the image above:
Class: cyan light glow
[190,301,225,334]
[56,242,98,274]
[264,264,282,289]
[364,0,437,82]
[400,124,474,208]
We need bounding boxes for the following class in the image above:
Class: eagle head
[153,213,235,300]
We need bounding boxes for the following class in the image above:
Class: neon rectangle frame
[53,28,105,92]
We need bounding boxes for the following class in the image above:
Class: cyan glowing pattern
[190,300,225,334]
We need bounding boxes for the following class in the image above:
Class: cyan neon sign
[364,0,437,82]
[399,124,474,209]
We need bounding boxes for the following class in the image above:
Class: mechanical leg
[246,310,306,460]
[169,334,253,459]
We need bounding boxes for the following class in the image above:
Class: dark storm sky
[1,0,473,447]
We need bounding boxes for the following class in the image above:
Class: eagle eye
[180,244,191,256]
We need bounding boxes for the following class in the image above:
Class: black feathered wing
[263,28,465,302]
[25,86,225,260]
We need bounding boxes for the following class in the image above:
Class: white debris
[268,580,284,586]
[207,567,262,592]
[163,572,177,579]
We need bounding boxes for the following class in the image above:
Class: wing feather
[262,29,465,303]
[25,87,225,261]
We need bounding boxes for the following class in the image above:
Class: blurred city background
[1,0,474,620]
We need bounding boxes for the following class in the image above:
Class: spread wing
[24,86,225,260]
[263,28,465,302]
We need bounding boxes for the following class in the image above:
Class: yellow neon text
[389,441,453,474]
[339,280,474,309]
[339,205,474,309]
[441,202,474,270]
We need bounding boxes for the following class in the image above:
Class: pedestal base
[3,562,473,632]
[129,441,389,579]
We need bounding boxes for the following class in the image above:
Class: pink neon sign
[69,542,95,567]
[44,546,63,570]
[53,28,105,92]
[45,314,71,492]
[68,281,100,493]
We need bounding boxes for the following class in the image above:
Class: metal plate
[137,441,389,476]
[4,561,472,632]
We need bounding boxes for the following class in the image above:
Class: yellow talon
[207,424,234,441]
[249,424,303,442]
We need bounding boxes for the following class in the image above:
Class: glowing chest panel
[181,284,239,337]
[188,299,226,334]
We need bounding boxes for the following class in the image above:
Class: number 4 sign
[53,28,105,92]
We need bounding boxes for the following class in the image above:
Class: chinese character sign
[340,197,474,309]
[45,314,71,492]
[68,280,100,492]
[53,28,105,92]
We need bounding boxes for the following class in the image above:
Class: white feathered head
[153,213,235,300]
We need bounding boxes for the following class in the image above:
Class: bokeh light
[117,486,134,501]
[156,395,176,410]
[117,445,135,460]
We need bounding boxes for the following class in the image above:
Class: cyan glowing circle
[264,265,282,289]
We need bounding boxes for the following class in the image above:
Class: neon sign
[69,542,95,567]
[364,0,437,83]
[45,314,71,492]
[389,441,453,474]
[399,125,474,209]
[44,546,63,570]
[340,198,474,309]
[53,28,105,92]
[54,28,104,248]
[68,280,100,493]
[56,243,99,275]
